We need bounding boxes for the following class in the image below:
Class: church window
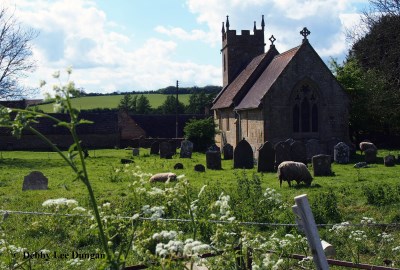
[292,84,318,133]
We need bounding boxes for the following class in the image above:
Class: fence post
[292,194,329,270]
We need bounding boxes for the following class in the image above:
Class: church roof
[211,46,279,110]
[235,45,301,110]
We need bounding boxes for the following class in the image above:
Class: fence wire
[2,209,400,228]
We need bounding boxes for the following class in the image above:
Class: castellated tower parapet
[221,15,266,88]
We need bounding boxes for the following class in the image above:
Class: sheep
[149,172,177,183]
[277,161,312,187]
[359,142,377,154]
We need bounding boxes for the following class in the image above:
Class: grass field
[1,149,400,268]
[36,94,191,112]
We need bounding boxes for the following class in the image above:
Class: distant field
[36,94,191,112]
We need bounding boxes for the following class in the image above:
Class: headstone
[257,141,275,172]
[222,143,234,160]
[364,148,377,163]
[22,171,48,191]
[208,144,221,152]
[180,140,193,158]
[384,155,395,167]
[334,142,350,164]
[132,148,140,156]
[150,142,160,155]
[312,155,332,176]
[194,164,205,172]
[206,151,222,170]
[306,139,323,161]
[160,142,173,159]
[290,141,307,165]
[174,163,184,170]
[234,139,254,169]
[274,141,291,169]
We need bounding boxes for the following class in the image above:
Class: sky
[3,0,369,98]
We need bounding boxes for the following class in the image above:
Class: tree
[186,91,214,114]
[158,95,185,114]
[118,94,132,112]
[0,7,37,99]
[183,117,217,152]
[136,94,151,114]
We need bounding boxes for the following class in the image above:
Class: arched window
[292,84,318,133]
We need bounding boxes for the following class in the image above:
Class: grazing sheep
[277,161,312,187]
[359,142,377,154]
[149,172,177,183]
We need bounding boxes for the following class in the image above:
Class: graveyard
[1,145,400,268]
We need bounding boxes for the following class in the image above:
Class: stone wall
[239,109,264,153]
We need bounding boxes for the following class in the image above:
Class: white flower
[72,207,86,212]
[42,198,78,208]
[102,202,111,208]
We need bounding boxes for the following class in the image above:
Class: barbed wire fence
[2,207,400,269]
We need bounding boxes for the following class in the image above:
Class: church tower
[221,15,266,88]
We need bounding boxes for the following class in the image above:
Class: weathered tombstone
[334,142,350,164]
[222,143,234,160]
[312,155,332,176]
[180,140,193,158]
[257,141,275,172]
[364,148,377,163]
[22,171,48,191]
[160,142,173,159]
[274,141,291,169]
[174,163,184,170]
[384,155,395,167]
[150,141,160,155]
[206,151,222,170]
[290,141,307,165]
[194,164,205,172]
[234,139,254,169]
[132,148,140,156]
[208,144,221,152]
[306,139,323,161]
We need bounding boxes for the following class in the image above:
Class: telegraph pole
[175,80,179,139]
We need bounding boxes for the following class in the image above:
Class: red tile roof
[235,45,301,110]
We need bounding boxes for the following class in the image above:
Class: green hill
[37,94,191,113]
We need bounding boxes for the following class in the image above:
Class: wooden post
[292,194,329,270]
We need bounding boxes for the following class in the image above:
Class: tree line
[117,91,216,115]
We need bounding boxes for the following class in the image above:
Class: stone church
[211,16,350,153]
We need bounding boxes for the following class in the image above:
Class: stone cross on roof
[269,35,276,46]
[300,27,311,42]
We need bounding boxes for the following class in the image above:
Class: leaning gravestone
[160,142,173,159]
[384,155,395,167]
[22,171,48,191]
[257,141,275,172]
[150,141,160,155]
[222,143,234,160]
[234,139,254,169]
[132,148,140,156]
[334,142,350,164]
[274,141,291,169]
[206,151,222,170]
[290,141,307,165]
[306,139,323,161]
[312,154,332,176]
[174,163,184,170]
[180,140,193,158]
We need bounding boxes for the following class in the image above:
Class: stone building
[212,16,349,153]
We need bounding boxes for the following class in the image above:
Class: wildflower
[152,230,178,241]
[378,232,394,243]
[102,202,111,208]
[349,230,367,242]
[72,207,86,212]
[42,198,78,209]
[360,217,375,225]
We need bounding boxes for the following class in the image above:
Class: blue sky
[3,0,368,98]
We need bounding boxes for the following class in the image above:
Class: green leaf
[78,119,94,125]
